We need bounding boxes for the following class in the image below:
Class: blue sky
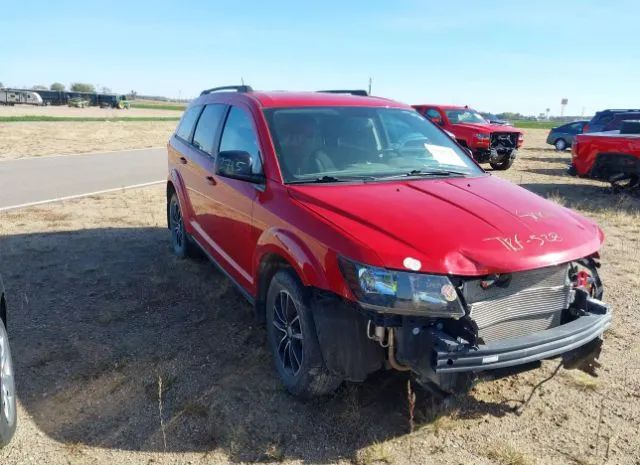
[2,0,639,115]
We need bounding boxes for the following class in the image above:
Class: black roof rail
[200,85,253,96]
[317,89,369,97]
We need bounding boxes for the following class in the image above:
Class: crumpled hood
[288,175,603,276]
[454,122,521,133]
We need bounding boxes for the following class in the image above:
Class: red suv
[413,104,524,170]
[167,86,610,397]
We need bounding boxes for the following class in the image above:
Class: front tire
[555,138,567,151]
[0,319,16,448]
[168,192,197,258]
[266,270,342,398]
[490,155,515,170]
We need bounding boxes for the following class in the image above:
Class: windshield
[264,107,483,183]
[445,109,487,124]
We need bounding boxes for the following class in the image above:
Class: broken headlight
[338,257,465,318]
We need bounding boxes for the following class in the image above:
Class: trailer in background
[0,89,43,106]
[3,89,129,108]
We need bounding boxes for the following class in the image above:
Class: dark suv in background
[546,120,588,151]
[585,109,640,133]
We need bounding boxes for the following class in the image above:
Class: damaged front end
[339,257,611,393]
[475,132,520,165]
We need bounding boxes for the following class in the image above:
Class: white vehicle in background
[0,88,43,106]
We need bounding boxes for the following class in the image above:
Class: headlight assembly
[338,257,465,318]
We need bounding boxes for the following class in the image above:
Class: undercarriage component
[610,173,640,193]
[387,329,410,372]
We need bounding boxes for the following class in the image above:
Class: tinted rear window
[192,104,227,155]
[175,105,203,142]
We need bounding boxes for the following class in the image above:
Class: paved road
[0,148,166,211]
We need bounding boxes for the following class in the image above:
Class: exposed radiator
[462,264,572,343]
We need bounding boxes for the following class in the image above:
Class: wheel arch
[166,169,195,234]
[253,228,330,323]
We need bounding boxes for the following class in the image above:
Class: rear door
[168,104,204,228]
[186,104,228,227]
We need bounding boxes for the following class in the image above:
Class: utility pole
[368,77,372,95]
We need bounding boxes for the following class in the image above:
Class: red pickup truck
[570,120,640,191]
[413,104,524,170]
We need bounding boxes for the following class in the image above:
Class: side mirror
[216,150,264,183]
[432,117,444,126]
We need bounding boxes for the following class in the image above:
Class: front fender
[254,227,332,291]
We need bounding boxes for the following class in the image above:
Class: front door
[197,105,263,291]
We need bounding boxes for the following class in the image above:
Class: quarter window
[219,107,263,174]
[192,104,226,155]
[175,105,203,142]
[425,108,441,120]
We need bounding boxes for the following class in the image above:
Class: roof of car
[252,91,407,109]
[412,104,471,110]
[197,90,409,109]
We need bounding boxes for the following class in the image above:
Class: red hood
[288,175,603,276]
[453,122,521,133]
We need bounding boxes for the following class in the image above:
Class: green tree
[50,82,65,91]
[70,82,95,93]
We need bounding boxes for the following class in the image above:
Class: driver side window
[219,107,263,175]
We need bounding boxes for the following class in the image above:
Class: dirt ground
[0,121,176,159]
[0,103,183,118]
[0,129,639,464]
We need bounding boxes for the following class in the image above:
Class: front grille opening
[462,264,571,343]
[490,132,518,149]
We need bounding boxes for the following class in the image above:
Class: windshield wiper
[287,175,375,184]
[372,169,468,181]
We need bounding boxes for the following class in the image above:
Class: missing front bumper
[395,299,611,388]
[432,311,611,373]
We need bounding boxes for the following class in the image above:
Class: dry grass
[354,441,393,465]
[485,444,532,465]
[0,121,175,159]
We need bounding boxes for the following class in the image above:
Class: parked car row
[546,109,640,152]
[166,85,610,398]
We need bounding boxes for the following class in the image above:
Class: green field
[129,102,186,111]
[0,116,181,123]
[512,120,557,129]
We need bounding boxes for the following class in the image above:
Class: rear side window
[425,108,441,120]
[192,104,226,155]
[175,105,203,142]
[219,107,263,174]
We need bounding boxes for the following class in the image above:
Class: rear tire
[0,319,16,448]
[555,139,567,151]
[266,270,342,398]
[168,192,197,258]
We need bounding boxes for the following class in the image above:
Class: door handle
[179,157,188,165]
[205,176,216,186]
